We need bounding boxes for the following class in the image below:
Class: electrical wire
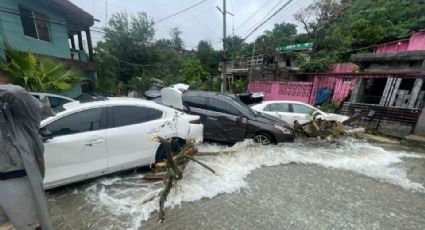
[156,0,210,24]
[235,0,279,32]
[242,0,293,40]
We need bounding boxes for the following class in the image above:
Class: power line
[0,7,197,51]
[235,0,279,32]
[156,0,210,24]
[243,0,294,40]
[240,0,285,36]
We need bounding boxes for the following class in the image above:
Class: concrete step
[404,135,425,147]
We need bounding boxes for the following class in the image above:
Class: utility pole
[218,0,227,92]
[105,0,108,26]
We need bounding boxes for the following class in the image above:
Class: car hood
[323,113,350,122]
[253,112,292,129]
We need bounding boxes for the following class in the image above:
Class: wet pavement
[47,138,425,230]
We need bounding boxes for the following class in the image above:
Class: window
[112,106,163,128]
[47,97,71,109]
[19,5,51,42]
[292,104,314,114]
[182,96,206,109]
[207,98,240,116]
[45,108,103,137]
[265,103,290,112]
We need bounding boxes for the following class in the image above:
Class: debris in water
[151,136,218,223]
[294,118,364,139]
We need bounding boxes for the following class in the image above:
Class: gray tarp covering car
[0,85,52,230]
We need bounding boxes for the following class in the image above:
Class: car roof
[260,100,311,105]
[30,92,75,101]
[41,97,176,126]
[183,90,237,99]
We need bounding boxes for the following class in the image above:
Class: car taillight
[189,119,201,124]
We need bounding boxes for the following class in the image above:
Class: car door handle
[208,117,218,121]
[85,138,103,146]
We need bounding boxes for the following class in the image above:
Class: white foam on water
[86,138,425,229]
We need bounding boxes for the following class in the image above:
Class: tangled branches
[152,136,217,223]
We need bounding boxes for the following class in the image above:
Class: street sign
[276,42,313,51]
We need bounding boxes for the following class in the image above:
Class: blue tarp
[315,88,332,105]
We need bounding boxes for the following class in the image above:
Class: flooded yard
[47,138,425,230]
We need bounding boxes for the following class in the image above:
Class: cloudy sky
[69,0,313,49]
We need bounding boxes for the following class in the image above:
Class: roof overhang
[38,0,94,32]
[352,50,425,63]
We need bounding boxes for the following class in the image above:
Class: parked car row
[38,85,348,189]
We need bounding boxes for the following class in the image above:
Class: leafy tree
[170,27,184,51]
[95,12,185,94]
[196,40,220,74]
[0,45,82,92]
[224,35,246,58]
[179,54,207,89]
[247,22,299,55]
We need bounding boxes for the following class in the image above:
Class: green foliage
[348,19,384,48]
[211,77,222,91]
[196,40,220,74]
[234,78,247,93]
[95,12,185,94]
[318,102,337,112]
[179,54,207,89]
[294,0,425,63]
[257,23,298,53]
[0,45,82,92]
[297,53,338,72]
[127,76,150,95]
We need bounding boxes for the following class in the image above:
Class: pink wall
[329,63,359,73]
[375,39,409,53]
[407,30,425,50]
[248,81,313,103]
[248,76,356,106]
[374,29,425,53]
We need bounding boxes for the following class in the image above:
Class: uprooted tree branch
[151,136,218,223]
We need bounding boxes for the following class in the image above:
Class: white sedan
[40,97,203,189]
[251,100,349,127]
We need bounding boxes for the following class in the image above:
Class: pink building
[247,63,358,106]
[374,29,425,53]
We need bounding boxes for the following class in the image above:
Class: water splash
[85,138,424,229]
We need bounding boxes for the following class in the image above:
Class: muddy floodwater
[47,138,425,230]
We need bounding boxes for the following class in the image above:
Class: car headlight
[273,125,292,134]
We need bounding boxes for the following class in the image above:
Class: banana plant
[0,44,82,92]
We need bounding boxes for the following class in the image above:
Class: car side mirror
[39,128,53,142]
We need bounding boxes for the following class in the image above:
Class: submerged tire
[155,137,186,163]
[252,133,273,145]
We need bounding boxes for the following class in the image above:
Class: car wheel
[253,133,273,145]
[155,137,186,163]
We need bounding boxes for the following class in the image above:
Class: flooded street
[47,138,425,230]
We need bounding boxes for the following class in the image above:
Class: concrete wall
[248,81,313,103]
[378,120,414,138]
[413,104,425,136]
[0,0,71,59]
[248,75,356,105]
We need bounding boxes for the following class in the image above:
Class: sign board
[276,42,313,51]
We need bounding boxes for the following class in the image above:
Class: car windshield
[231,97,257,117]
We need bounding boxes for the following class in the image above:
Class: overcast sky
[69,0,313,50]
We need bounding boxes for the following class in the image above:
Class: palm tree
[0,44,82,92]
